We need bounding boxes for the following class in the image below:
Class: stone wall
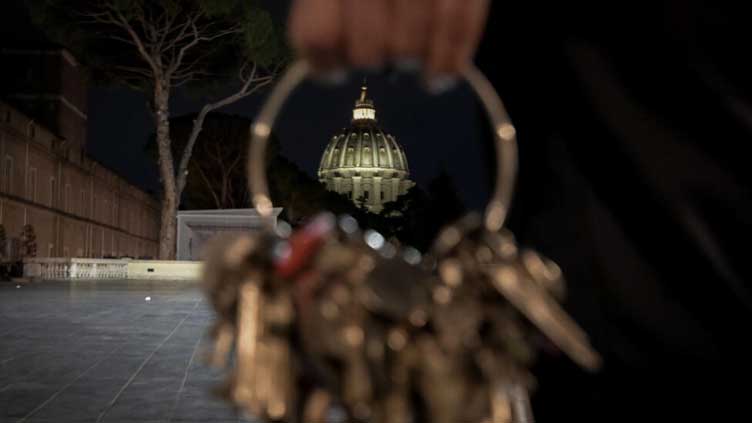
[0,101,160,259]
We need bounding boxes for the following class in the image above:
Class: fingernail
[314,68,349,86]
[425,75,458,95]
[394,57,423,73]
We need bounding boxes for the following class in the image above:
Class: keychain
[202,61,602,423]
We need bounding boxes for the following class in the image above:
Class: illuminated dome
[318,83,414,213]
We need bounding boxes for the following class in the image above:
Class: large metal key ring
[248,61,519,232]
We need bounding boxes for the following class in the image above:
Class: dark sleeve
[477,2,752,421]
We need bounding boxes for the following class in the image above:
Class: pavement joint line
[95,299,202,423]
[166,329,207,423]
[16,338,133,423]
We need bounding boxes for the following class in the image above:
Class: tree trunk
[154,82,178,260]
[175,107,209,203]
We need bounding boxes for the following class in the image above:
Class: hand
[288,0,490,90]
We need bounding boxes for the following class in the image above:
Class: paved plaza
[0,280,259,423]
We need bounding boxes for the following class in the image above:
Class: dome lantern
[352,84,376,122]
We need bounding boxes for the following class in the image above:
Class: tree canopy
[27,0,287,90]
[27,0,288,258]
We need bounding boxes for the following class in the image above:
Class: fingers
[426,0,491,78]
[388,0,432,68]
[288,0,491,86]
[288,0,344,71]
[341,0,391,69]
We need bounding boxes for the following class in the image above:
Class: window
[113,199,117,224]
[29,125,36,139]
[27,168,37,201]
[48,243,54,258]
[49,178,56,207]
[2,155,13,193]
[81,190,86,216]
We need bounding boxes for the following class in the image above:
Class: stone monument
[176,208,282,261]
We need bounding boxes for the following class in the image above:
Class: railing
[22,258,201,281]
[23,258,129,280]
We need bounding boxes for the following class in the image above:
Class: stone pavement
[0,280,260,423]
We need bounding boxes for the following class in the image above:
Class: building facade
[318,84,414,213]
[0,48,159,259]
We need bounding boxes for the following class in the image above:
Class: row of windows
[331,172,401,178]
[2,155,155,235]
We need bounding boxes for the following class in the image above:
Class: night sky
[87,68,490,210]
[83,0,491,211]
[2,0,493,210]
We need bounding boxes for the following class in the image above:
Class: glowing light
[254,194,273,216]
[338,215,358,234]
[497,123,516,141]
[364,230,385,250]
[343,325,364,346]
[387,329,407,351]
[402,247,422,265]
[439,259,463,287]
[353,108,375,120]
[433,286,452,304]
[253,123,271,137]
[438,226,461,249]
[379,242,397,259]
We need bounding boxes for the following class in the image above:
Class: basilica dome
[318,84,414,213]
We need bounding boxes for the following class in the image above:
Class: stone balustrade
[22,258,199,281]
[23,258,129,280]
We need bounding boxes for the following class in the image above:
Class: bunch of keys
[202,61,602,422]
